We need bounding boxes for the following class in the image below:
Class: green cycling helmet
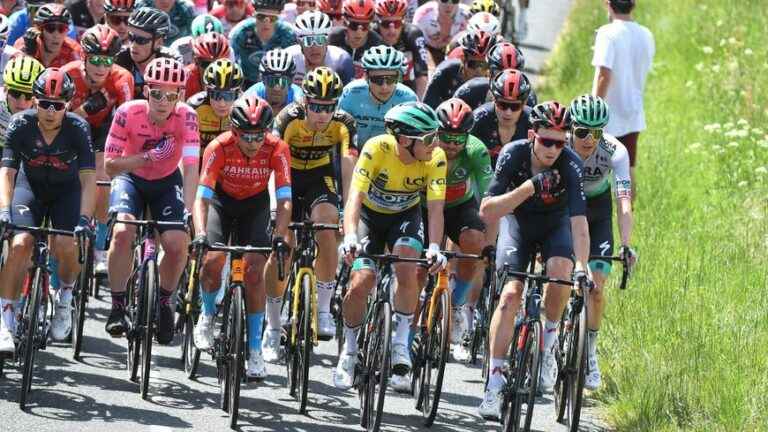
[191,14,224,37]
[361,45,404,72]
[569,94,610,128]
[385,102,440,137]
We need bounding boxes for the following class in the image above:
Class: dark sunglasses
[255,13,278,23]
[307,102,337,113]
[7,89,33,100]
[237,129,266,143]
[573,126,603,140]
[439,0,460,3]
[209,89,238,102]
[43,23,68,33]
[439,132,468,146]
[378,20,402,29]
[128,32,153,45]
[465,59,489,70]
[88,55,114,66]
[534,132,566,149]
[148,88,180,102]
[345,20,370,31]
[368,75,398,86]
[37,99,67,111]
[264,74,290,88]
[495,99,523,112]
[107,14,130,26]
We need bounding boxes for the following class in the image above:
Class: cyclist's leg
[308,174,340,336]
[106,174,141,319]
[49,187,82,340]
[93,130,110,269]
[542,213,575,348]
[195,195,228,349]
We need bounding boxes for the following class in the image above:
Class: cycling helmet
[26,0,48,7]
[294,10,332,37]
[192,32,230,62]
[467,12,500,36]
[33,3,71,25]
[253,0,285,12]
[491,69,531,102]
[302,67,342,100]
[342,0,375,21]
[204,59,244,91]
[470,0,499,16]
[104,0,136,13]
[144,57,187,87]
[259,48,295,76]
[317,0,342,16]
[361,45,404,71]
[375,0,406,18]
[128,7,171,36]
[384,101,439,136]
[530,101,572,131]
[230,94,274,131]
[191,14,224,37]
[459,30,495,59]
[487,42,525,73]
[3,56,44,93]
[436,98,474,134]
[81,24,122,56]
[32,67,75,101]
[0,14,10,41]
[569,94,610,128]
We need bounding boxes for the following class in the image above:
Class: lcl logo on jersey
[403,176,426,189]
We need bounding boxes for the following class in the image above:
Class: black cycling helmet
[33,67,75,101]
[530,101,572,131]
[128,7,171,36]
[252,0,285,12]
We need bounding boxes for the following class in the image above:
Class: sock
[449,276,471,306]
[111,291,126,310]
[487,358,506,391]
[49,258,60,290]
[465,305,475,331]
[159,287,174,307]
[343,323,360,355]
[1,298,16,330]
[317,280,335,314]
[201,290,217,316]
[588,329,598,359]
[58,281,75,305]
[266,296,283,331]
[543,319,559,353]
[392,312,414,347]
[95,222,108,250]
[247,312,265,352]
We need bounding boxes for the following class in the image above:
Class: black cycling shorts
[207,189,271,248]
[290,166,339,221]
[11,174,80,231]
[353,205,424,271]
[108,170,186,233]
[496,211,573,278]
[92,123,109,153]
[587,190,614,274]
[444,199,485,245]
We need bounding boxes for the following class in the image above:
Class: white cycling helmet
[294,10,332,37]
[468,12,500,36]
[0,14,10,42]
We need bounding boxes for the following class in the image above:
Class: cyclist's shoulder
[392,83,417,100]
[331,109,357,132]
[275,102,306,126]
[465,135,490,156]
[60,59,84,74]
[63,111,92,133]
[341,78,368,96]
[433,58,462,75]
[497,138,530,161]
[472,101,494,119]
[117,99,149,115]
[7,108,35,130]
[428,146,447,168]
[186,91,209,109]
[361,134,397,157]
[173,101,198,121]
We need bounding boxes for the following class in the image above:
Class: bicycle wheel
[228,284,245,429]
[503,322,541,432]
[218,288,232,412]
[360,300,391,432]
[482,278,499,381]
[285,279,299,398]
[418,289,450,426]
[72,246,92,360]
[181,275,201,378]
[19,268,42,410]
[295,273,312,413]
[127,260,143,383]
[566,295,588,431]
[555,295,588,430]
[140,261,156,400]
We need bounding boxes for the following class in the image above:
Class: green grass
[537,0,768,430]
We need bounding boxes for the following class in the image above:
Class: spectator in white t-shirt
[592,0,654,199]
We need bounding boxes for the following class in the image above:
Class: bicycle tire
[127,257,142,383]
[420,289,450,426]
[181,271,201,378]
[482,277,499,382]
[140,261,156,400]
[361,300,391,432]
[296,273,312,413]
[285,277,299,398]
[228,283,244,429]
[218,287,232,413]
[566,295,588,432]
[19,268,42,410]
[72,245,92,360]
[504,322,541,432]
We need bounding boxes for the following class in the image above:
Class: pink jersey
[105,100,200,181]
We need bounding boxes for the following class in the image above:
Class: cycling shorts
[496,211,573,279]
[421,199,485,246]
[11,175,80,232]
[290,166,339,221]
[108,170,186,233]
[92,123,109,153]
[587,190,614,274]
[353,205,424,271]
[206,189,271,248]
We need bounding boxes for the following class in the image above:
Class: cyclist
[280,0,314,25]
[0,68,95,349]
[170,14,225,65]
[228,0,296,87]
[422,29,493,109]
[184,31,230,97]
[338,45,416,150]
[568,94,636,390]
[477,101,591,419]
[0,0,22,16]
[192,94,292,379]
[315,0,342,26]
[62,24,134,273]
[187,58,244,148]
[413,0,470,66]
[372,0,429,99]
[469,0,499,16]
[243,47,303,116]
[287,10,353,85]
[470,69,533,165]
[103,57,199,345]
[7,0,78,46]
[211,0,254,35]
[104,0,137,42]
[67,0,106,38]
[263,67,355,362]
[0,56,44,147]
[0,15,22,77]
[335,101,448,391]
[432,98,492,361]
[134,0,195,46]
[328,0,382,79]
[15,3,83,67]
[445,12,502,61]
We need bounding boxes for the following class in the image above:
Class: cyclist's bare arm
[592,66,612,99]
[343,187,366,239]
[192,194,210,237]
[341,154,356,203]
[426,198,445,247]
[79,170,97,218]
[570,214,590,273]
[479,180,535,223]
[104,154,147,178]
[0,167,16,209]
[274,197,292,240]
[181,161,198,211]
[617,196,633,247]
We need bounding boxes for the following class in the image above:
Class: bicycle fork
[290,267,318,347]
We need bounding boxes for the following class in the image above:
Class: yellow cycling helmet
[470,0,500,16]
[3,55,44,94]
[302,66,342,101]
[203,58,244,91]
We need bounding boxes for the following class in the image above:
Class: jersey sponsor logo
[162,206,173,217]
[372,170,390,189]
[222,165,271,179]
[368,186,418,212]
[28,155,69,170]
[399,221,410,234]
[291,146,331,161]
[445,181,468,203]
[453,167,468,179]
[16,205,30,215]
[175,185,184,204]
[115,111,127,128]
[403,176,426,189]
[585,166,604,178]
[599,241,611,256]
[505,246,518,256]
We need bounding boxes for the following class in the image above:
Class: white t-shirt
[592,20,655,137]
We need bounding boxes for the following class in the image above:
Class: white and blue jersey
[244,82,305,106]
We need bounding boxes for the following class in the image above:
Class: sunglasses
[573,126,603,140]
[264,74,290,88]
[255,13,278,23]
[439,132,468,145]
[345,20,370,31]
[368,75,398,86]
[403,131,437,146]
[439,0,460,3]
[43,23,68,34]
[307,102,337,113]
[237,129,266,143]
[88,55,114,66]
[209,89,238,102]
[534,132,566,149]
[465,59,489,70]
[7,89,33,100]
[495,99,523,112]
[148,88,180,102]
[128,32,153,45]
[107,14,130,26]
[300,34,327,47]
[378,20,402,29]
[37,99,67,111]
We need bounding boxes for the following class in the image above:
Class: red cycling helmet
[230,94,274,131]
[375,0,406,18]
[144,57,187,87]
[317,0,343,16]
[530,101,572,131]
[491,69,531,103]
[32,67,75,101]
[104,0,136,13]
[192,32,230,62]
[343,0,375,22]
[436,98,475,134]
[80,24,122,56]
[459,30,495,59]
[487,42,525,74]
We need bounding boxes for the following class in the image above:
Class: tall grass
[537,0,768,430]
